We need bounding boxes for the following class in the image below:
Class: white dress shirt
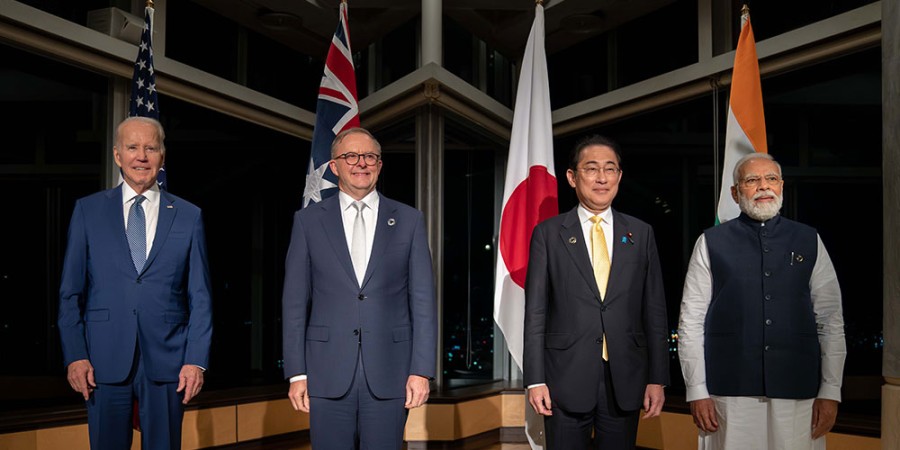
[677,232,846,402]
[121,182,160,258]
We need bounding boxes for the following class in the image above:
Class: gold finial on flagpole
[147,0,154,8]
[536,0,544,5]
[741,4,750,19]
[341,0,347,4]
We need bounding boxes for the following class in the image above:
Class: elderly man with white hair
[677,152,846,450]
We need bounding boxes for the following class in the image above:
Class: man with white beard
[677,153,846,450]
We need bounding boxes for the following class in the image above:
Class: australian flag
[302,1,360,207]
[128,4,166,190]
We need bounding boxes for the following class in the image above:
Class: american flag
[302,0,360,207]
[128,4,166,190]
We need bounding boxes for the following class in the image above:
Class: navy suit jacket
[524,207,669,412]
[282,194,437,399]
[58,185,213,384]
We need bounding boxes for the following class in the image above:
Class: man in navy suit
[58,117,212,450]
[524,135,669,449]
[282,127,437,449]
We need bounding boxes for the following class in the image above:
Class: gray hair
[114,116,166,155]
[331,127,382,157]
[733,152,781,185]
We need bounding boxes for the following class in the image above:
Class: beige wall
[0,394,880,449]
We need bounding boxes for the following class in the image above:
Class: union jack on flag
[302,0,360,207]
[128,4,166,190]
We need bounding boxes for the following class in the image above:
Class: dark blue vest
[704,213,820,399]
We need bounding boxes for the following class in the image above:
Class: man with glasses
[678,152,846,449]
[282,127,437,449]
[524,135,669,449]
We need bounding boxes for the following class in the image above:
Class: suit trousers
[86,346,183,450]
[309,350,408,450]
[545,359,640,450]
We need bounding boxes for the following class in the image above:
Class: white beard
[739,189,783,221]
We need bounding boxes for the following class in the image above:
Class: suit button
[595,338,602,344]
[136,278,142,284]
[765,319,772,325]
[765,294,772,300]
[358,294,366,301]
[353,329,360,336]
[765,345,770,351]
[764,270,771,277]
[600,305,607,312]
[763,246,770,253]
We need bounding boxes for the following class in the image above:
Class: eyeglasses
[578,166,620,180]
[335,152,381,166]
[739,174,783,189]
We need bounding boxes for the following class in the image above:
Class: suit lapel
[106,185,137,277]
[559,207,602,299]
[142,191,177,275]
[320,196,360,286]
[604,210,630,307]
[361,194,394,288]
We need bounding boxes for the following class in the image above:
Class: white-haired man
[678,153,846,449]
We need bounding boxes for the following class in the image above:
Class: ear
[730,185,739,204]
[329,159,339,177]
[113,147,123,168]
[566,169,577,188]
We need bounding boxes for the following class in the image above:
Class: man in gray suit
[282,127,437,449]
[524,135,669,449]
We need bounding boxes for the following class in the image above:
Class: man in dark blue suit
[282,127,437,449]
[58,117,213,450]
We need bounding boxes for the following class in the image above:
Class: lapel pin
[569,237,577,244]
[621,232,634,245]
[387,218,396,226]
[166,205,173,209]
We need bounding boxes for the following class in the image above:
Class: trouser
[698,396,824,450]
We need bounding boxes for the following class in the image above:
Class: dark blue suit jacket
[282,194,436,399]
[524,207,669,413]
[58,185,213,383]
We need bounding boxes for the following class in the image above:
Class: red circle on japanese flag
[499,166,558,288]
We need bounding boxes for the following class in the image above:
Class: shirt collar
[121,182,160,205]
[338,190,380,212]
[577,204,612,224]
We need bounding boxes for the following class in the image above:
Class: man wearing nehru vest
[282,127,437,449]
[58,116,212,450]
[524,134,669,449]
[678,152,846,449]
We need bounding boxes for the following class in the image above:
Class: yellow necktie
[589,215,610,361]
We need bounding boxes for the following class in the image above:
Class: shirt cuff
[526,383,546,390]
[289,375,307,383]
[817,384,842,402]
[685,384,710,402]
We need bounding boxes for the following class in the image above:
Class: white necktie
[350,201,367,285]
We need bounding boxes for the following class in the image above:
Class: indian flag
[717,6,767,223]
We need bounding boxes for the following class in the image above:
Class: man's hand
[176,365,204,404]
[405,375,430,409]
[811,398,839,439]
[690,398,719,432]
[642,384,665,419]
[288,379,310,413]
[67,359,96,400]
[528,385,553,416]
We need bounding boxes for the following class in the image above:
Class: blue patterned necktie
[127,195,147,273]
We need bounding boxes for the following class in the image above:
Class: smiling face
[329,131,382,200]
[113,119,164,195]
[566,144,622,214]
[731,157,784,221]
